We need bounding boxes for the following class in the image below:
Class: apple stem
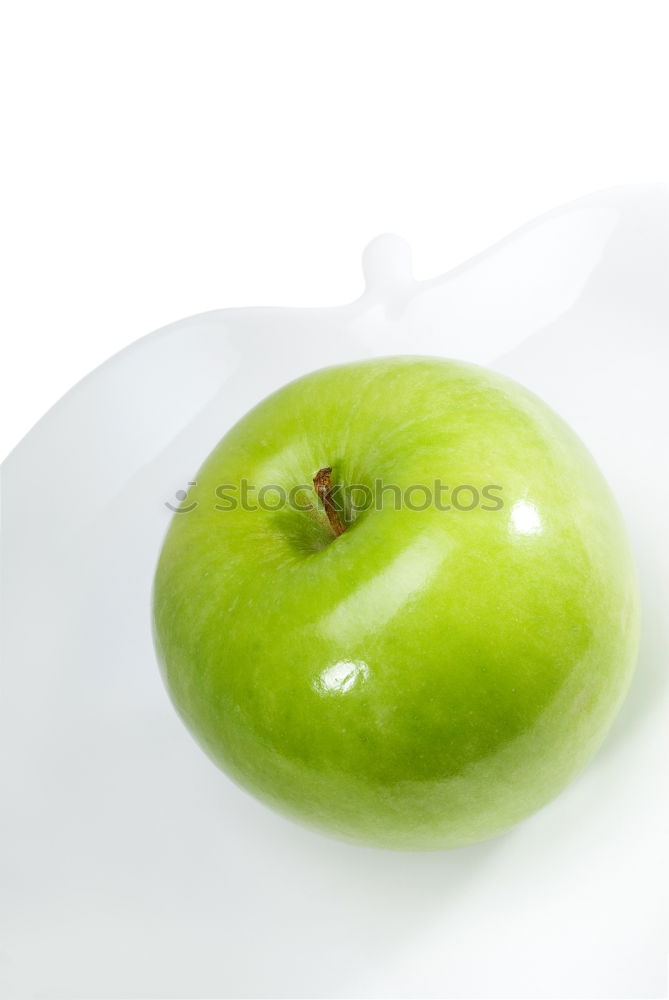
[313,467,346,537]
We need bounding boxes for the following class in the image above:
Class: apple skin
[153,356,638,850]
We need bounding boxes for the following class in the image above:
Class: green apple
[153,356,638,849]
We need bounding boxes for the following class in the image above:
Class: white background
[1,1,669,460]
[1,5,668,1000]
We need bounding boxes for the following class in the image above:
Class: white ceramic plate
[2,185,667,999]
